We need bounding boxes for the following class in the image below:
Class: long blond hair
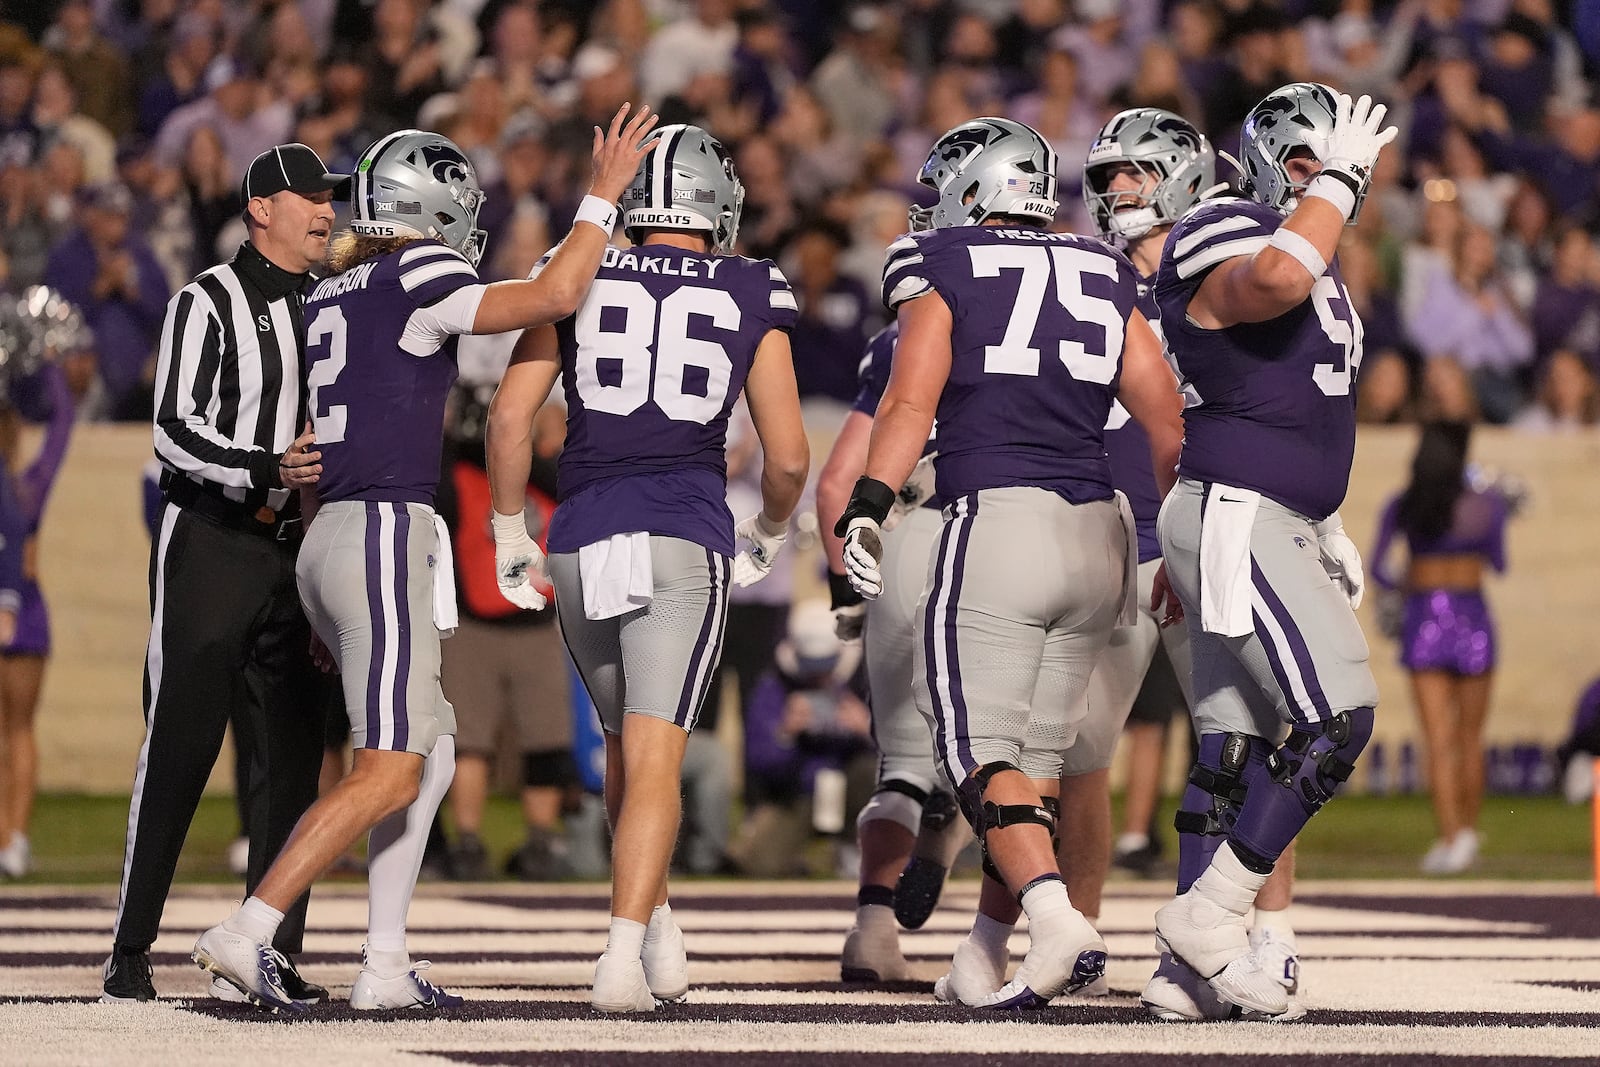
[326,232,425,274]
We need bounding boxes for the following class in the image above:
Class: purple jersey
[1102,274,1162,562]
[852,321,940,510]
[882,225,1140,504]
[1155,198,1363,521]
[304,240,475,506]
[548,243,798,556]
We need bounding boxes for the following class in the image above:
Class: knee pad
[522,749,578,789]
[1173,732,1261,840]
[856,778,928,836]
[1279,707,1375,812]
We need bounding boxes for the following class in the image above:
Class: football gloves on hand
[733,512,789,587]
[492,510,548,611]
[1315,511,1365,609]
[1312,93,1398,220]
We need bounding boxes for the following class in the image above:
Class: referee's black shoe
[101,944,156,1002]
[279,956,329,1004]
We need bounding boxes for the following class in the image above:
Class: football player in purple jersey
[1141,84,1396,1019]
[836,116,1185,1009]
[191,105,658,1014]
[817,321,965,984]
[1064,107,1305,1018]
[484,124,809,1012]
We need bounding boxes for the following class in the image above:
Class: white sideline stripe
[112,503,179,937]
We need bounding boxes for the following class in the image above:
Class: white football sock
[366,735,456,973]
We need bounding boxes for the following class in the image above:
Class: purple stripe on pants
[391,505,412,751]
[1250,558,1332,721]
[943,495,979,773]
[363,502,387,746]
[922,512,959,776]
[675,548,723,727]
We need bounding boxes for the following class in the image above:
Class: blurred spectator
[639,0,737,105]
[300,48,394,178]
[179,124,238,276]
[0,163,57,291]
[0,56,39,171]
[730,7,795,127]
[995,0,1069,76]
[1429,124,1517,231]
[1407,222,1535,424]
[810,3,900,148]
[436,60,512,184]
[1498,178,1555,310]
[1202,4,1294,139]
[1400,193,1465,323]
[1516,349,1600,430]
[785,219,873,407]
[43,183,170,419]
[1009,47,1098,201]
[43,0,133,138]
[1529,224,1600,368]
[155,56,294,179]
[726,600,873,879]
[770,86,860,209]
[33,63,115,186]
[360,0,446,125]
[135,12,217,141]
[736,133,800,260]
[1052,0,1136,107]
[1116,39,1203,123]
[1346,235,1417,424]
[1171,0,1229,123]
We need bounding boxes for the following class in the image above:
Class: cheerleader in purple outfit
[0,365,75,878]
[1370,422,1514,875]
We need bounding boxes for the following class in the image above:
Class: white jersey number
[1311,275,1365,397]
[967,244,1125,384]
[574,279,738,425]
[305,305,348,445]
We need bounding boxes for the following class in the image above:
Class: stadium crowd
[0,0,1597,427]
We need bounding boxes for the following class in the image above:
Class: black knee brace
[1173,733,1256,839]
[958,763,1058,884]
[1279,708,1375,812]
[522,749,578,790]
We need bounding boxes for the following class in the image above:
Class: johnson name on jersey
[548,242,797,556]
[882,224,1141,505]
[1154,197,1364,521]
[305,240,479,505]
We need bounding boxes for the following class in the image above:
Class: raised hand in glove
[492,510,548,611]
[733,512,788,587]
[1309,92,1399,220]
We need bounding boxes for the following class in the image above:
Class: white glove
[492,510,548,611]
[884,453,937,533]
[732,512,788,587]
[1309,93,1399,219]
[834,602,866,643]
[842,517,885,599]
[1315,512,1364,610]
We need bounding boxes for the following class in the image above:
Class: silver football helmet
[1083,108,1217,240]
[621,124,744,253]
[349,130,488,265]
[1240,82,1363,220]
[910,117,1058,231]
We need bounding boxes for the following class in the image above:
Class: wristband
[491,510,529,541]
[574,194,618,233]
[829,570,864,610]
[1303,172,1358,220]
[1267,228,1328,280]
[833,476,897,535]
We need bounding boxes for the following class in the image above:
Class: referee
[102,144,346,1004]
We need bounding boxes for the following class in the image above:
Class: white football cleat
[1249,926,1300,996]
[642,915,689,1002]
[191,923,304,1015]
[591,953,657,1013]
[967,911,1105,1010]
[1154,854,1287,1017]
[1142,950,1231,1021]
[349,961,463,1010]
[210,976,249,1003]
[933,939,1009,1004]
[841,920,909,983]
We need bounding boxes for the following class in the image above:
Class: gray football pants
[1060,557,1195,775]
[912,487,1126,787]
[865,505,944,794]
[1157,477,1379,740]
[297,501,456,756]
[549,536,730,736]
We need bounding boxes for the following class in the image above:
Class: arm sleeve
[1369,495,1404,591]
[151,286,279,490]
[17,366,75,528]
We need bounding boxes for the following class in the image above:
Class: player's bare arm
[742,328,809,525]
[486,324,562,518]
[863,292,950,494]
[817,410,874,577]
[1191,94,1396,329]
[1115,310,1183,499]
[471,103,658,334]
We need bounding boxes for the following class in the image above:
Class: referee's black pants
[113,502,325,955]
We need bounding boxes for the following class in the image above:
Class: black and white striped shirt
[153,242,308,512]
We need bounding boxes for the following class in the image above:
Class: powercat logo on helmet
[419,143,469,185]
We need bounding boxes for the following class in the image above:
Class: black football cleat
[101,944,156,1003]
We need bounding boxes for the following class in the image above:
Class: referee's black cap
[242,144,352,202]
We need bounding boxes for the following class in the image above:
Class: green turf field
[12,790,1593,884]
